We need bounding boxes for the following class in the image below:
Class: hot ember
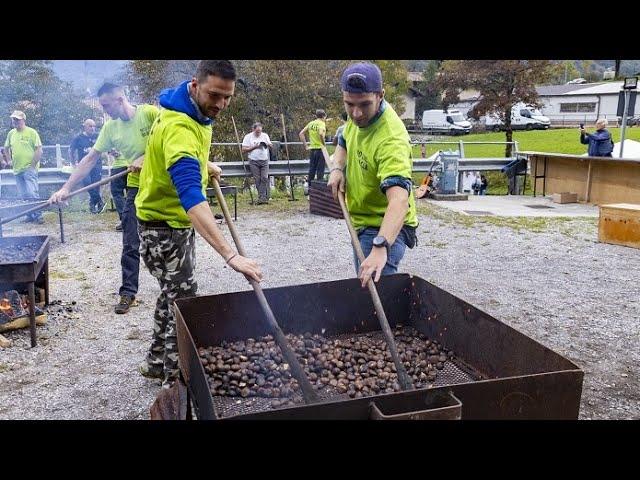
[0,290,27,324]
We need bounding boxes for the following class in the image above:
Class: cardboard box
[552,192,578,204]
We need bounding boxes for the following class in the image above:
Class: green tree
[579,60,598,82]
[122,60,408,161]
[0,60,94,154]
[375,60,409,116]
[438,60,558,157]
[414,60,443,117]
[553,60,580,84]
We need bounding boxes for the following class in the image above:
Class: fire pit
[0,235,50,347]
[0,198,65,242]
[174,274,584,420]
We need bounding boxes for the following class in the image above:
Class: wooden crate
[598,203,640,249]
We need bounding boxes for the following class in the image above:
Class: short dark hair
[97,82,123,97]
[196,60,237,82]
[315,109,326,118]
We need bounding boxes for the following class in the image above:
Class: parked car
[624,115,640,127]
[484,103,551,131]
[421,109,472,135]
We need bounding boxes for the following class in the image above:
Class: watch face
[373,236,387,247]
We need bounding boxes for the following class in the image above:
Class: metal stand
[27,282,36,347]
[532,155,548,197]
[206,186,238,221]
[57,205,65,243]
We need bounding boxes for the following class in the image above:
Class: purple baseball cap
[341,62,383,93]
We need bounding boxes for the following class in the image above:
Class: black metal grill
[175,274,584,420]
[308,181,343,219]
[0,198,65,242]
[0,235,50,347]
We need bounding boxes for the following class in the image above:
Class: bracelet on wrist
[225,253,238,264]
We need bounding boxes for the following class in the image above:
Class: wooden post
[585,159,593,203]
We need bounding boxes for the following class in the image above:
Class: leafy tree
[437,60,558,157]
[414,60,443,117]
[0,60,95,155]
[579,60,598,82]
[123,60,409,161]
[375,60,409,116]
[552,60,580,84]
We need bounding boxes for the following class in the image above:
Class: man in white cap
[4,110,44,223]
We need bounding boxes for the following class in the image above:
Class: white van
[421,109,472,135]
[485,103,550,131]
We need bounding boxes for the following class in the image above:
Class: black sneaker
[115,222,123,231]
[115,295,135,314]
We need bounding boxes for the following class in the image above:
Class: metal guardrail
[0,157,517,190]
[0,139,519,190]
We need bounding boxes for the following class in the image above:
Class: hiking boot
[96,200,106,214]
[115,295,135,314]
[115,222,123,231]
[139,361,164,379]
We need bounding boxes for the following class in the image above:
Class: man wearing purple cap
[328,62,418,288]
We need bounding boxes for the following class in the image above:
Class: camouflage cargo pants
[138,224,198,387]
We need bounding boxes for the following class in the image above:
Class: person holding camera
[242,121,272,204]
[580,118,614,157]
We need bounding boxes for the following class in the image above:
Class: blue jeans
[353,227,408,276]
[110,166,128,221]
[83,159,103,208]
[120,187,140,297]
[15,167,42,221]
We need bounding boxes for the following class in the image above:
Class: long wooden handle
[0,170,129,225]
[336,191,413,391]
[211,178,319,404]
[231,116,254,204]
[280,113,296,200]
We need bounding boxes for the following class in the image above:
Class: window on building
[560,102,597,113]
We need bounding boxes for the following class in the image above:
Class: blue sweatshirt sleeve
[580,133,589,145]
[380,175,412,195]
[168,157,206,212]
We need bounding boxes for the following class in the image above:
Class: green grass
[410,127,640,158]
[411,127,640,195]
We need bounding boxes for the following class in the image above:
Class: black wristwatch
[372,235,389,252]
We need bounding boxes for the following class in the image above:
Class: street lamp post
[620,76,638,158]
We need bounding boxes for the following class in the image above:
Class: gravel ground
[0,199,638,420]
